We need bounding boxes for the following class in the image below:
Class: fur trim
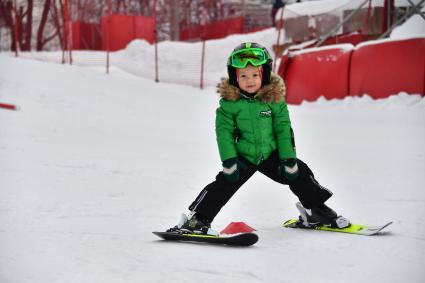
[217,74,286,103]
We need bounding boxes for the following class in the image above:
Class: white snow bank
[301,93,425,109]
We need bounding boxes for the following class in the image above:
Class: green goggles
[230,48,268,68]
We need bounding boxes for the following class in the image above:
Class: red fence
[278,37,425,104]
[72,21,101,50]
[180,18,244,41]
[100,14,155,51]
[72,16,245,52]
[73,16,246,51]
[72,15,155,52]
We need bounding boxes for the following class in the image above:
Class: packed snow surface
[1,3,425,280]
[1,52,425,283]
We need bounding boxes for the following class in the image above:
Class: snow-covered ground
[1,1,425,281]
[1,50,425,282]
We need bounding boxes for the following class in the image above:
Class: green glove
[222,158,247,183]
[278,158,299,181]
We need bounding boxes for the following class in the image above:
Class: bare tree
[0,0,16,50]
[0,0,33,51]
[36,0,51,50]
[3,0,34,51]
[50,0,64,49]
[19,0,33,50]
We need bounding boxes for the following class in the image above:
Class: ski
[153,231,258,246]
[283,219,393,236]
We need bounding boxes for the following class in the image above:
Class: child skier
[169,42,350,235]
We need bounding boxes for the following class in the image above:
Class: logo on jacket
[260,109,272,117]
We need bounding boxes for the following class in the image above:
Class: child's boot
[296,202,350,228]
[168,212,218,236]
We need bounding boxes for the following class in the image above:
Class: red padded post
[282,46,353,104]
[350,38,425,98]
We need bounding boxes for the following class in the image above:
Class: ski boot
[167,212,219,236]
[296,202,350,229]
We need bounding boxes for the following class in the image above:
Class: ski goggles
[230,48,268,68]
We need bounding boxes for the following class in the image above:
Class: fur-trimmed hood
[217,74,286,103]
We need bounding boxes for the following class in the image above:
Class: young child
[170,42,350,235]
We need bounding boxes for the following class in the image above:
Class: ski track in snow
[0,53,425,283]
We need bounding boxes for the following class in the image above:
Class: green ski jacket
[215,74,296,165]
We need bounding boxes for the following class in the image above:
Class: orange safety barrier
[279,47,353,104]
[349,37,425,98]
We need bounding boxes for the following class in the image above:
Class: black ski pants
[188,151,333,223]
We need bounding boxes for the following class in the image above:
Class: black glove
[222,158,247,183]
[278,158,299,181]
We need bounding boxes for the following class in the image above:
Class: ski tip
[382,221,393,229]
[243,233,259,246]
[222,232,259,246]
[152,231,165,239]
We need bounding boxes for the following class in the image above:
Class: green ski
[283,219,393,236]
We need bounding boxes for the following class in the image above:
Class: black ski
[153,231,258,247]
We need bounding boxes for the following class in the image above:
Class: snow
[390,15,425,39]
[1,1,425,282]
[1,49,425,283]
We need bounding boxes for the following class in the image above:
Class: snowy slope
[1,52,425,283]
